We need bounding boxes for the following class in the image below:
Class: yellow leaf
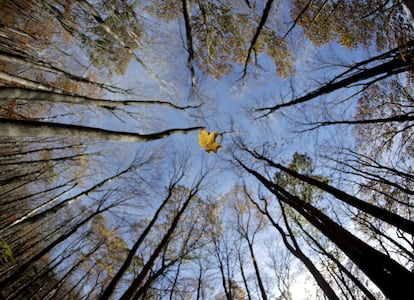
[198,129,221,153]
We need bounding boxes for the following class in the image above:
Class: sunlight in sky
[1,1,413,299]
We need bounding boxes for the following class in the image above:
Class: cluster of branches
[231,141,414,300]
[1,0,413,299]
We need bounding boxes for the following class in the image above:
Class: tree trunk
[237,250,252,300]
[238,159,414,299]
[247,240,268,300]
[119,184,201,300]
[0,118,202,142]
[0,87,197,110]
[100,182,177,299]
[196,263,203,300]
[257,41,413,116]
[404,0,414,18]
[249,196,339,300]
[248,149,414,234]
[0,208,106,290]
[2,164,134,234]
[296,219,377,300]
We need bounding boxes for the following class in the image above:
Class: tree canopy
[0,0,413,299]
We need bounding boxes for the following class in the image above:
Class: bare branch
[303,113,414,131]
[241,0,275,79]
[181,0,196,86]
[256,41,414,117]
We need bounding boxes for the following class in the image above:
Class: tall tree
[1,0,413,299]
[229,186,269,300]
[234,145,414,299]
[118,174,207,300]
[290,0,411,49]
[256,40,414,117]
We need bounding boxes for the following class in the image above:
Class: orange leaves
[198,129,221,153]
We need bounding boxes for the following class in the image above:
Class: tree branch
[0,118,203,143]
[256,41,414,117]
[0,87,200,110]
[304,113,414,131]
[241,0,275,79]
[181,0,196,86]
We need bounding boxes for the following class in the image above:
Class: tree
[229,186,268,300]
[234,146,414,299]
[203,199,239,300]
[0,193,114,298]
[256,39,414,117]
[1,0,413,299]
[290,0,410,50]
[0,118,202,142]
[240,161,340,300]
[141,0,295,79]
[100,160,193,299]
[118,175,207,300]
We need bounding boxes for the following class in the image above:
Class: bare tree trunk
[237,249,252,300]
[216,249,231,300]
[296,220,377,300]
[181,0,196,86]
[246,190,339,300]
[1,163,135,233]
[0,87,198,110]
[169,258,183,300]
[0,118,202,143]
[0,207,108,289]
[404,0,414,18]
[195,263,203,300]
[101,175,181,299]
[241,0,275,79]
[256,41,413,117]
[247,240,268,300]
[244,148,414,234]
[237,158,414,299]
[119,179,204,300]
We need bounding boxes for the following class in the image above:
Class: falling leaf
[198,129,221,153]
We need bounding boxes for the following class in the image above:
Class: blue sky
[21,2,412,298]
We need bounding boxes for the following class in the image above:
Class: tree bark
[100,179,179,299]
[237,158,414,300]
[119,182,202,300]
[247,240,268,300]
[1,163,135,233]
[181,0,196,86]
[241,0,275,79]
[296,219,377,300]
[0,51,125,93]
[306,113,414,130]
[237,250,252,300]
[256,41,413,116]
[0,87,198,110]
[195,264,203,300]
[0,208,107,289]
[0,118,202,142]
[247,192,339,300]
[404,0,414,18]
[246,148,414,235]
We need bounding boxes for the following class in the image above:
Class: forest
[0,0,413,299]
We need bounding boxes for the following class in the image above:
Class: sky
[94,11,362,300]
[4,1,413,299]
[78,3,381,294]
